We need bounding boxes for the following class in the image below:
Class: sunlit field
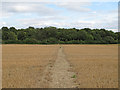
[2,44,118,88]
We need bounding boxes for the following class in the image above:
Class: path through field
[3,45,118,88]
[49,46,76,88]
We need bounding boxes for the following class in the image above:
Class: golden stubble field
[63,45,118,88]
[2,44,118,88]
[2,44,59,88]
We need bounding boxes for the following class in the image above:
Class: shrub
[23,38,38,44]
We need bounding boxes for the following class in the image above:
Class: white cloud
[0,22,7,27]
[17,17,97,29]
[1,2,59,17]
[2,0,119,2]
[55,2,91,12]
[107,29,118,32]
[0,2,118,32]
[16,16,68,28]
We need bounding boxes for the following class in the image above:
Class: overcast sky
[0,1,118,32]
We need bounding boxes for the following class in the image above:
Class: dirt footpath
[49,47,76,88]
[3,45,118,88]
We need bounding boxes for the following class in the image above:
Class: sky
[0,1,118,32]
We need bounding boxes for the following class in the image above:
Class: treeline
[1,26,120,44]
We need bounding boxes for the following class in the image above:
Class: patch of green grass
[71,75,76,78]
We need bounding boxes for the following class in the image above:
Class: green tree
[2,27,9,31]
[47,37,58,44]
[104,36,115,44]
[9,32,17,40]
[24,38,38,44]
[17,31,26,40]
[1,26,119,44]
[9,27,17,33]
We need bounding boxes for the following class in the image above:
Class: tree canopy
[1,26,119,44]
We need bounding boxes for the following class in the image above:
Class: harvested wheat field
[2,44,59,88]
[2,44,118,88]
[63,45,118,88]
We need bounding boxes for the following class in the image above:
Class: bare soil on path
[3,45,117,88]
[49,46,76,88]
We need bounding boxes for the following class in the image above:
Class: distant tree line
[1,26,120,44]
